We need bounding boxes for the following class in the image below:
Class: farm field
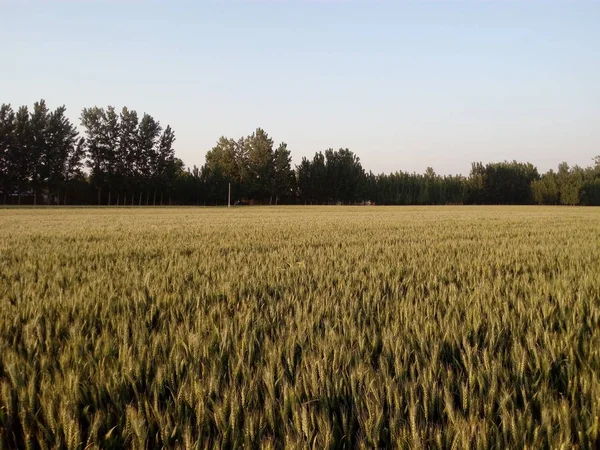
[1,206,600,449]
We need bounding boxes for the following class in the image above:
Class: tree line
[1,100,599,206]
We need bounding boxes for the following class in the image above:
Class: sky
[1,0,599,176]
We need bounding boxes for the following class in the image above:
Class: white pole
[228,183,231,208]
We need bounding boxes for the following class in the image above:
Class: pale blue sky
[1,0,599,175]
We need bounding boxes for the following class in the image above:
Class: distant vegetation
[1,207,599,448]
[1,100,599,206]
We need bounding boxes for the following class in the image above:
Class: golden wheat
[1,206,599,449]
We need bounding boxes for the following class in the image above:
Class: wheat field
[1,206,599,449]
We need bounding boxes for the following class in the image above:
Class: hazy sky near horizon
[1,0,599,175]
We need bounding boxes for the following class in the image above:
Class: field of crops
[1,206,599,449]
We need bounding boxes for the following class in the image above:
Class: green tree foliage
[155,126,177,204]
[201,129,295,205]
[371,171,467,205]
[310,152,328,203]
[118,107,140,203]
[2,101,170,205]
[272,142,296,204]
[2,102,600,206]
[0,101,83,204]
[531,171,560,205]
[296,150,365,204]
[12,106,33,204]
[581,157,600,205]
[81,106,108,203]
[203,136,241,202]
[137,113,162,205]
[467,161,539,204]
[324,148,365,204]
[244,128,275,202]
[556,162,584,205]
[29,100,50,204]
[0,104,16,204]
[532,158,600,206]
[103,106,121,204]
[172,164,205,205]
[45,105,81,204]
[582,179,600,206]
[296,157,313,203]
[80,106,178,205]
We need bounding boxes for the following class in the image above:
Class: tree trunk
[146,191,149,206]
[139,192,142,206]
[117,193,120,206]
[18,192,21,205]
[153,190,156,206]
[108,191,111,206]
[97,189,101,205]
[57,191,60,206]
[160,192,163,205]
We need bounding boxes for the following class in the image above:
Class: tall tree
[296,157,313,204]
[118,107,139,204]
[29,100,50,205]
[467,161,538,204]
[205,138,240,181]
[324,148,365,204]
[155,125,176,204]
[309,152,327,204]
[202,137,241,204]
[44,106,81,204]
[104,106,120,204]
[0,104,15,203]
[81,106,108,204]
[244,128,274,202]
[296,151,336,204]
[271,142,295,204]
[137,113,162,205]
[556,162,582,205]
[64,137,89,205]
[12,106,32,204]
[531,171,560,205]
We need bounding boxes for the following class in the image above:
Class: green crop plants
[1,206,599,449]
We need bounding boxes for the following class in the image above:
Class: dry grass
[1,206,599,449]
